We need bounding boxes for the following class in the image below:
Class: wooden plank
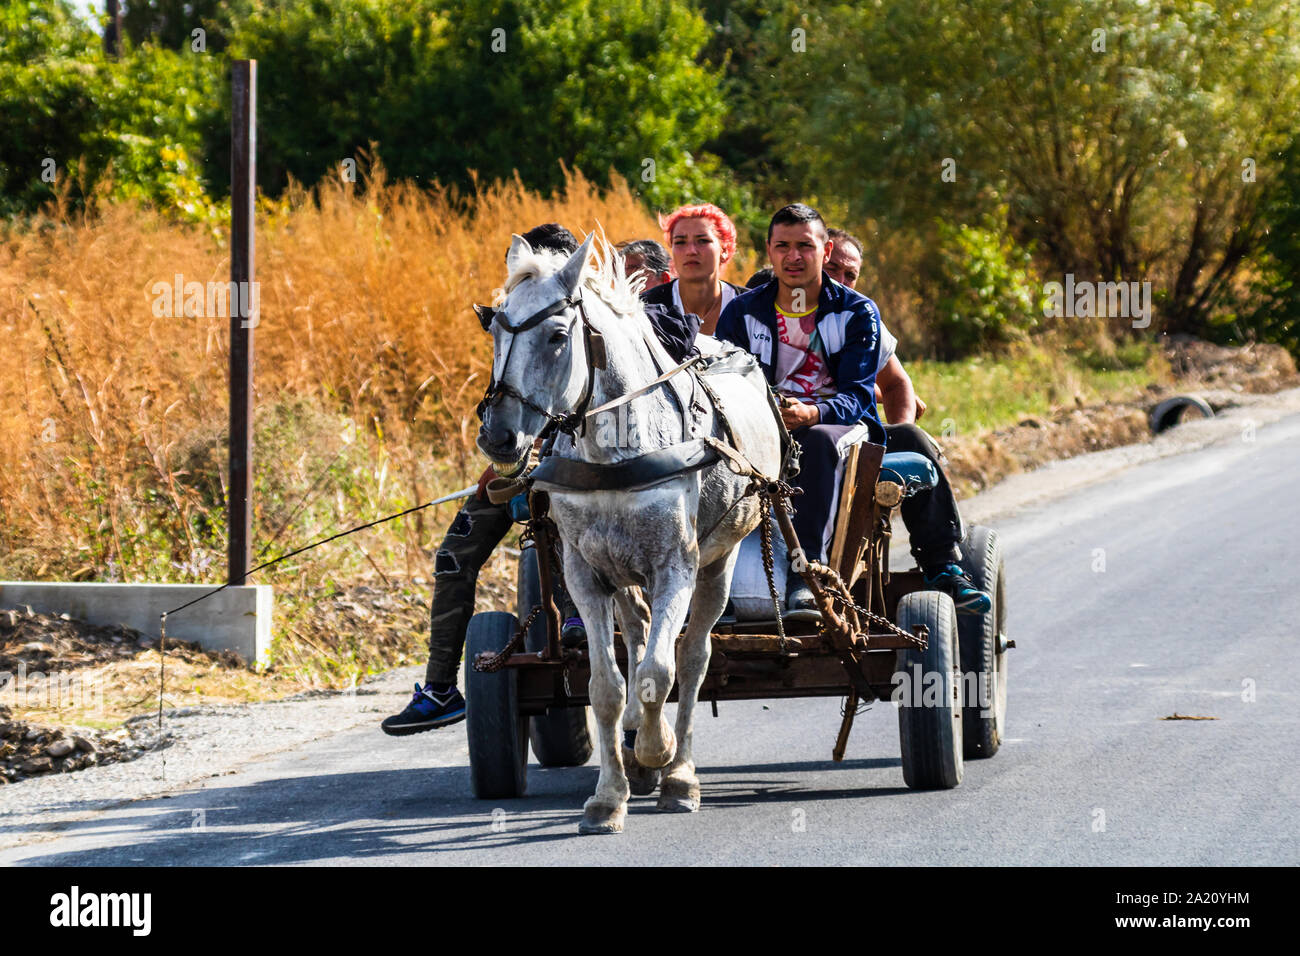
[838,442,884,586]
[828,443,860,573]
[710,633,812,655]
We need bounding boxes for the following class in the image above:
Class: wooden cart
[464,442,1010,799]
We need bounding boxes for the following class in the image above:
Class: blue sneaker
[381,682,466,736]
[923,563,992,615]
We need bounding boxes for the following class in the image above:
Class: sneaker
[380,682,466,736]
[561,617,587,647]
[923,563,992,615]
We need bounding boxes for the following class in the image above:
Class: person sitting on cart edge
[713,203,990,614]
[821,227,983,610]
[382,223,706,736]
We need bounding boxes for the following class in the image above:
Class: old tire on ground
[1149,395,1214,434]
[519,546,594,767]
[896,591,964,790]
[958,525,1008,759]
[466,611,528,799]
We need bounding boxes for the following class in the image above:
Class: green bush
[214,0,736,212]
[928,210,1044,359]
[1226,137,1300,357]
[0,0,222,220]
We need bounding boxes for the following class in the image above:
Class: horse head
[476,232,596,469]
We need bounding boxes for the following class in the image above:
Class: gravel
[0,665,423,852]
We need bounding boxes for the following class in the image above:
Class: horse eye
[548,330,569,345]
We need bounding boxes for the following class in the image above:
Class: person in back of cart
[642,202,746,336]
[617,238,673,290]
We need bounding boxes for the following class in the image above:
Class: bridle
[476,289,607,438]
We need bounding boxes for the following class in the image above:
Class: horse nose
[477,422,519,462]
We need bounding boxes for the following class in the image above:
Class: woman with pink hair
[644,202,746,336]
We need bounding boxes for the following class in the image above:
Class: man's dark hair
[827,228,863,257]
[746,267,775,289]
[617,239,671,275]
[512,222,579,260]
[767,203,828,244]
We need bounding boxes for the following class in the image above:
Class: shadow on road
[10,754,910,865]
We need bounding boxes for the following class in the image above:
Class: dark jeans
[424,494,514,685]
[883,422,963,570]
[787,421,963,570]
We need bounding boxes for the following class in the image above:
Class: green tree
[122,0,227,52]
[928,209,1045,359]
[211,0,741,215]
[771,0,1300,339]
[1232,136,1300,355]
[0,0,221,218]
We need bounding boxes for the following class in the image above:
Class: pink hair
[658,203,737,264]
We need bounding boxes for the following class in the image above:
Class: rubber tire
[519,546,594,767]
[896,591,964,790]
[1149,395,1214,434]
[466,611,529,799]
[957,525,1008,759]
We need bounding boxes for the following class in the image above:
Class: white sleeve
[876,319,898,373]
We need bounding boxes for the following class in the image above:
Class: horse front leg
[634,565,694,771]
[613,587,660,796]
[658,553,733,812]
[568,566,629,835]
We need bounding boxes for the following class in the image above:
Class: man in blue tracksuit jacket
[715,203,989,614]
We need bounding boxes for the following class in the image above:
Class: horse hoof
[579,801,627,835]
[623,747,663,797]
[656,778,700,813]
[634,727,677,770]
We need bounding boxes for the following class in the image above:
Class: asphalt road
[6,410,1299,866]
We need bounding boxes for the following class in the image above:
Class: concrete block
[0,582,273,667]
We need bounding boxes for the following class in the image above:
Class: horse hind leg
[613,587,661,797]
[658,554,733,813]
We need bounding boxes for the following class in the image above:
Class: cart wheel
[466,611,528,799]
[519,546,594,767]
[958,526,1008,759]
[896,591,964,789]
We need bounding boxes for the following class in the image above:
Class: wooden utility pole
[228,60,257,585]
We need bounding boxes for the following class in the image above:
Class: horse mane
[497,229,671,365]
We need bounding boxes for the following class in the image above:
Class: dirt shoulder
[941,339,1297,496]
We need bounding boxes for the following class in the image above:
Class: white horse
[476,231,781,834]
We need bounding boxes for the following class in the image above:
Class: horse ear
[473,304,494,331]
[554,232,595,297]
[506,233,532,274]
